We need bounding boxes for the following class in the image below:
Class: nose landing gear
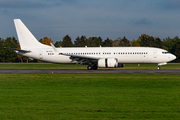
[157,66,160,70]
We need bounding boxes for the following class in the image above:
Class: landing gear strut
[87,65,98,70]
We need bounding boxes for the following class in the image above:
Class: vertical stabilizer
[14,19,50,50]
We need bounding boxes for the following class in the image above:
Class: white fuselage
[11,19,177,70]
[17,47,176,64]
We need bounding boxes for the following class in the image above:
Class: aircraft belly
[151,57,170,63]
[44,55,71,63]
[118,56,149,64]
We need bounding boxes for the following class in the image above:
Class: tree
[163,36,180,62]
[86,37,93,47]
[139,34,149,47]
[163,37,176,54]
[80,36,87,47]
[131,39,140,47]
[62,35,73,47]
[54,41,62,47]
[119,36,131,47]
[96,37,103,46]
[154,37,162,48]
[74,36,87,47]
[112,37,121,47]
[39,37,53,46]
[173,36,180,55]
[0,38,5,62]
[102,38,113,47]
[162,46,168,51]
[86,37,103,47]
[74,36,80,47]
[3,37,18,62]
[139,34,155,47]
[175,40,180,62]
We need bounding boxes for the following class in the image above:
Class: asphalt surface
[0,69,180,74]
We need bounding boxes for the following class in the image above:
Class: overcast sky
[0,0,180,43]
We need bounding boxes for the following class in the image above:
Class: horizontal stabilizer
[4,47,31,53]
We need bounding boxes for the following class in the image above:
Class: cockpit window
[162,52,169,54]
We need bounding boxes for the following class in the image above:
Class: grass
[0,74,180,119]
[0,63,82,69]
[0,63,180,69]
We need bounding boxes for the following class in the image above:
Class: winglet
[50,43,59,54]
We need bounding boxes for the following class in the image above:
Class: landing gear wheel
[87,65,92,70]
[92,65,98,70]
[157,66,160,70]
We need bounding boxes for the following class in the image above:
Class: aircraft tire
[87,65,92,70]
[157,66,161,70]
[92,65,98,70]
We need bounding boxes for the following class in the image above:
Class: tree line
[0,34,180,63]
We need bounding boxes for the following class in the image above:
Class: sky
[0,0,180,43]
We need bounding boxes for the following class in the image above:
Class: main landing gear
[87,65,98,70]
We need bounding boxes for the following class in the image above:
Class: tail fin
[14,19,50,50]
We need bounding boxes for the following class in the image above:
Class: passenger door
[39,51,43,59]
[153,50,157,58]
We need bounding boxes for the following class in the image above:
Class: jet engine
[98,58,118,68]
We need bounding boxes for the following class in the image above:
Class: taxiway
[0,69,180,74]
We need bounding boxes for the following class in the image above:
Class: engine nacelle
[98,58,118,68]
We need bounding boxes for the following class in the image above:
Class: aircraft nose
[171,54,176,61]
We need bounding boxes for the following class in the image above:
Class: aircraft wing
[4,47,31,53]
[50,43,100,65]
[60,53,100,65]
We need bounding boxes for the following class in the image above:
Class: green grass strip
[0,74,180,119]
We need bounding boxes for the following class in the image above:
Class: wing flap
[60,53,100,65]
[60,53,100,60]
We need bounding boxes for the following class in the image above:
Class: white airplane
[6,19,176,70]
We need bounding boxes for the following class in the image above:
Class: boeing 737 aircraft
[5,19,176,70]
